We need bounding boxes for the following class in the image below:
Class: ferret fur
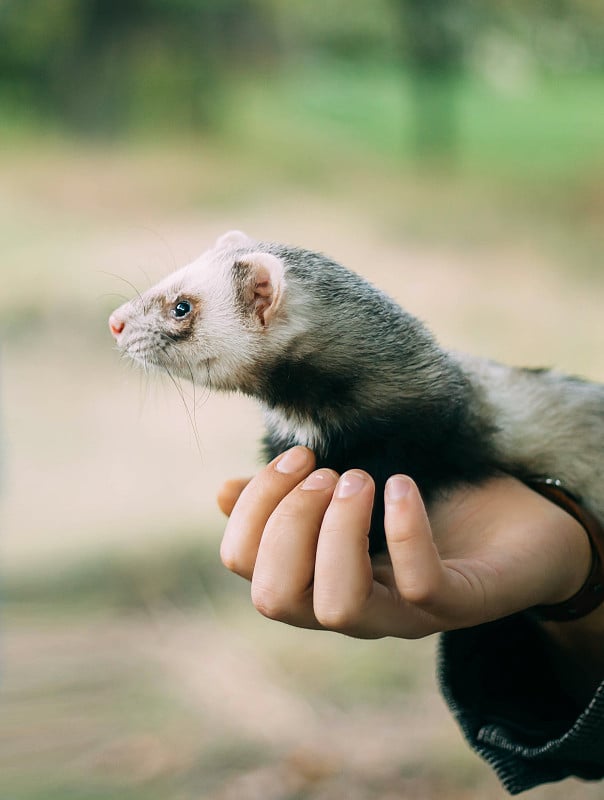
[110,230,604,552]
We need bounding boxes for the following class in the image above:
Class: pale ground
[4,612,604,799]
[2,143,604,798]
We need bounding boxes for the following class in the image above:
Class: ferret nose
[109,312,125,337]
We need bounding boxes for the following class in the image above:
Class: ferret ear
[233,252,285,327]
[214,230,255,251]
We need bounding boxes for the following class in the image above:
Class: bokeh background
[2,2,604,798]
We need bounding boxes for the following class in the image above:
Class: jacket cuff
[438,615,604,794]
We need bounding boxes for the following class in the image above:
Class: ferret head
[109,230,300,393]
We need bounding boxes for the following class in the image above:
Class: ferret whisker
[99,291,131,304]
[100,271,148,314]
[183,360,206,447]
[182,353,209,411]
[186,358,200,432]
[202,358,214,402]
[137,263,154,291]
[164,364,203,458]
[135,226,178,273]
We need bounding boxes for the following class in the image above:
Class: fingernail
[335,470,367,499]
[301,469,337,491]
[274,447,310,474]
[385,476,412,503]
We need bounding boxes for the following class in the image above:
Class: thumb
[217,478,252,517]
[384,476,449,609]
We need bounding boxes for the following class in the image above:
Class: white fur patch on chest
[263,407,324,450]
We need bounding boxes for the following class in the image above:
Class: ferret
[109,230,604,552]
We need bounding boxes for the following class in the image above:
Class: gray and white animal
[109,230,604,552]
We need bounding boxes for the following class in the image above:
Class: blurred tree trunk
[48,0,147,134]
[39,0,273,135]
[391,0,465,162]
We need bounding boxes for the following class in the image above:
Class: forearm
[440,545,604,793]
[530,478,604,705]
[437,480,604,792]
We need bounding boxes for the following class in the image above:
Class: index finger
[217,478,252,517]
[220,447,316,580]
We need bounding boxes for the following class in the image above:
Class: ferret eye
[172,300,192,319]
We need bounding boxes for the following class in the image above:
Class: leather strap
[529,479,604,622]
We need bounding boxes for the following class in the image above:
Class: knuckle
[401,580,439,607]
[251,583,290,621]
[266,495,320,535]
[314,601,359,633]
[219,542,248,578]
[268,503,304,529]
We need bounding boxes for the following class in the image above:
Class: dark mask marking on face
[159,295,201,341]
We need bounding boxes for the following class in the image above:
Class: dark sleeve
[438,615,604,794]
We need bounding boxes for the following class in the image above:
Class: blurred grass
[2,535,241,616]
[219,62,604,194]
[225,62,604,178]
[3,60,603,184]
[222,62,603,272]
[2,534,428,710]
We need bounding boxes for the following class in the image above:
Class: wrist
[538,512,592,607]
[528,480,604,619]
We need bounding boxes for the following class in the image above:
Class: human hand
[219,447,592,639]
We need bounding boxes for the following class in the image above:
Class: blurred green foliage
[0,0,272,134]
[1,0,603,170]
